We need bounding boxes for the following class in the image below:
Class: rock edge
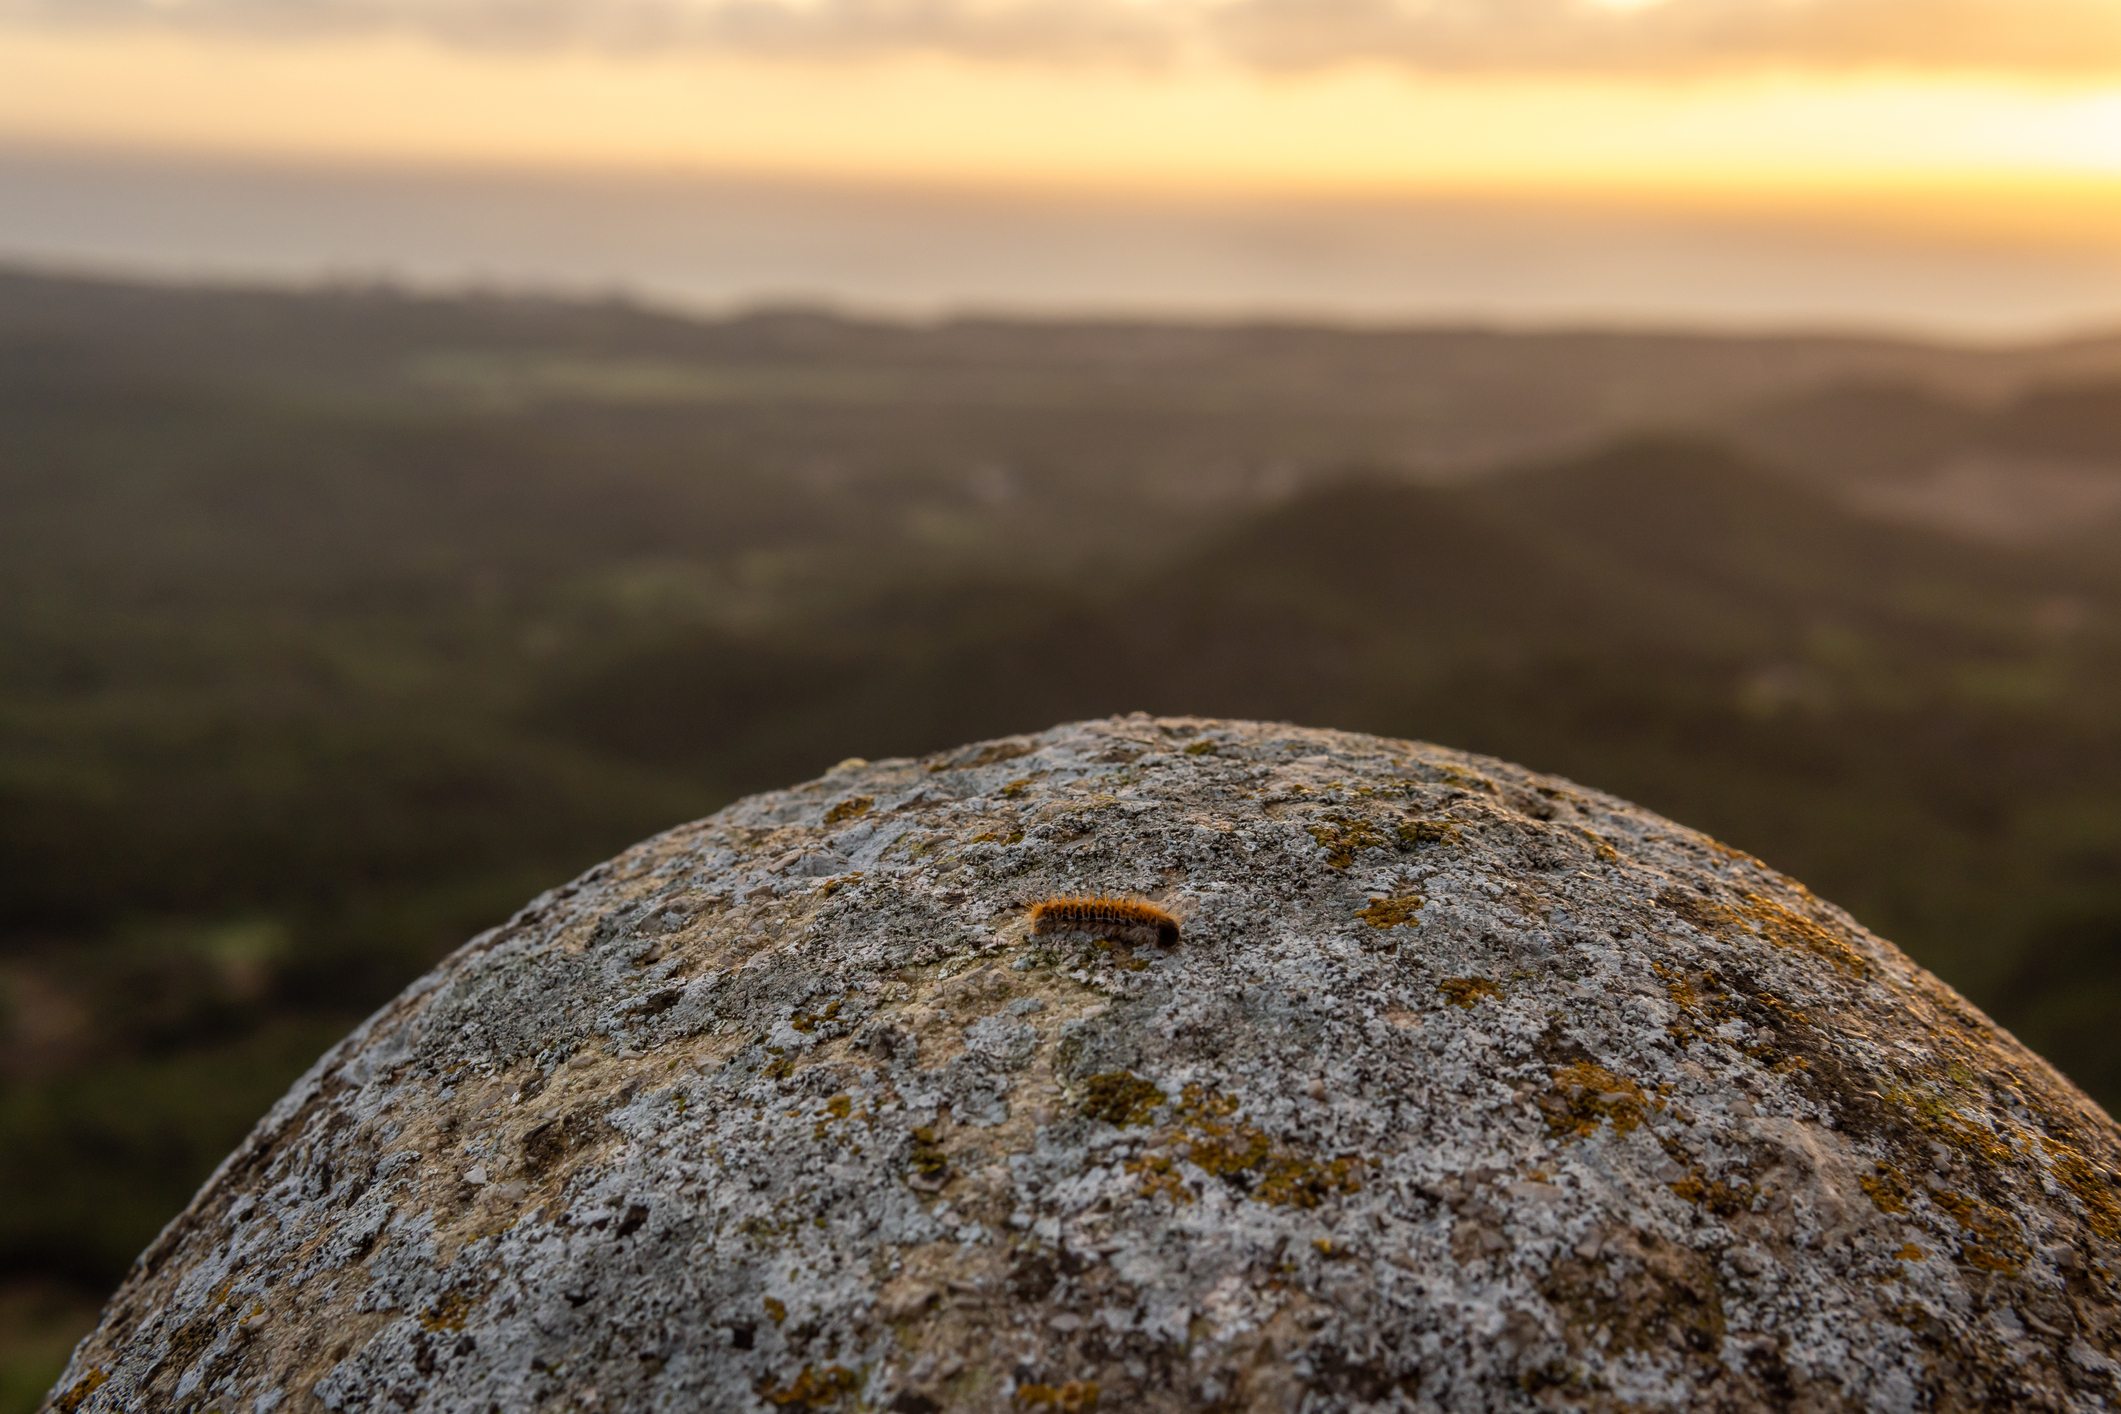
[46,715,2121,1414]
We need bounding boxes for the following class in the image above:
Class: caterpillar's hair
[1029,896,1180,949]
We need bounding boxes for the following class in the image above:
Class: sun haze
[3,0,2121,328]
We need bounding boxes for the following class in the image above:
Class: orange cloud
[8,0,2121,78]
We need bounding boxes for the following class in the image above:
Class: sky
[4,0,2121,332]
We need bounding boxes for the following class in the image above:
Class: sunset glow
[6,1,2121,329]
[6,22,2121,209]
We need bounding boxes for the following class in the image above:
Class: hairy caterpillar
[1029,896,1181,949]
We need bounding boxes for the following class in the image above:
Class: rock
[45,716,2121,1413]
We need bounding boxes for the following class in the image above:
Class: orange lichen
[758,1364,860,1408]
[2042,1138,2121,1243]
[1438,977,1503,1009]
[1356,895,1424,929]
[790,1001,842,1033]
[52,1370,106,1414]
[1016,1381,1099,1411]
[1124,1085,1360,1209]
[1737,892,1872,979]
[823,796,873,825]
[1541,1063,1656,1139]
[1658,886,1870,978]
[1396,819,1462,850]
[1928,1190,2026,1275]
[906,1128,951,1187]
[1860,1165,1910,1215]
[1307,818,1390,867]
[420,1291,475,1332]
[1078,1071,1166,1127]
[1669,1172,1757,1216]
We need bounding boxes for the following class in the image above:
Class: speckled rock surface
[46,716,2121,1414]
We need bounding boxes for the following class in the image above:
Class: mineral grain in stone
[45,716,2121,1413]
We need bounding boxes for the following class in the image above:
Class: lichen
[417,1292,474,1332]
[1861,1164,1911,1215]
[906,1128,951,1188]
[823,796,874,826]
[2043,1138,2121,1242]
[1076,1072,1165,1127]
[1124,1085,1360,1209]
[1657,885,1872,979]
[1737,890,1873,979]
[1395,819,1461,849]
[1437,976,1502,1009]
[51,1370,105,1414]
[757,1363,859,1408]
[1355,895,1423,929]
[1540,1062,1655,1139]
[1306,817,1389,868]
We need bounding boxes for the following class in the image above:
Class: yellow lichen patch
[1648,960,1716,1050]
[1707,839,1769,869]
[1669,1172,1757,1216]
[419,1291,475,1332]
[790,1001,842,1033]
[1125,1151,1191,1204]
[1737,892,1872,979]
[1927,1190,2028,1275]
[1356,895,1424,929]
[957,739,1038,769]
[1438,977,1503,1009]
[1860,1165,1911,1215]
[1541,1063,1657,1140]
[2041,1139,2121,1243]
[1650,961,1698,1012]
[1397,819,1461,850]
[1184,740,1218,756]
[1434,765,1496,793]
[1078,1072,1166,1128]
[757,1364,860,1408]
[1307,817,1390,868]
[1657,887,1871,979]
[1895,1087,2021,1173]
[1125,1085,1361,1210]
[813,1093,857,1140]
[764,1296,788,1326]
[823,796,874,826]
[906,1128,951,1187]
[1001,777,1038,798]
[1016,1381,1099,1412]
[52,1370,106,1414]
[1896,1244,1926,1262]
[1656,889,1740,933]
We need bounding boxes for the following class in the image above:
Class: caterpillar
[1028,896,1181,949]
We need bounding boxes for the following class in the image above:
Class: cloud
[1206,0,2121,77]
[9,0,2121,77]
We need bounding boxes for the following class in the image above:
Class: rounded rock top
[47,716,2121,1414]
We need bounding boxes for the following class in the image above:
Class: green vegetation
[3,268,2121,1407]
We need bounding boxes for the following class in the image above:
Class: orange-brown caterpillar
[1029,896,1180,948]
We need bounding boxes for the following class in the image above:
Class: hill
[5,267,2121,1406]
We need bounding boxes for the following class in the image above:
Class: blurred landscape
[5,265,2121,1403]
